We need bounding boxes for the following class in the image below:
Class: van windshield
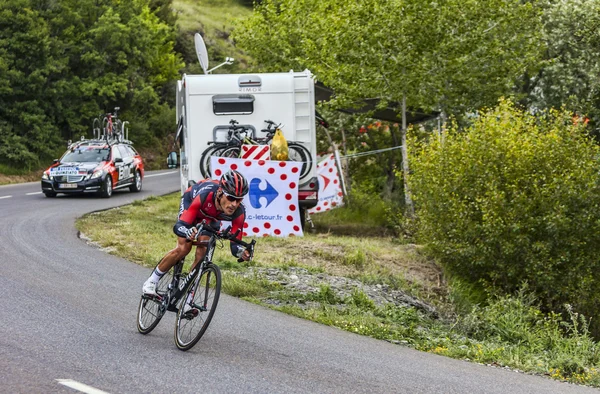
[62,147,110,163]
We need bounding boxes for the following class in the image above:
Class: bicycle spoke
[174,264,221,350]
[137,262,174,334]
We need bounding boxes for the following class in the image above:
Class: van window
[112,146,122,161]
[212,94,254,115]
[118,145,131,158]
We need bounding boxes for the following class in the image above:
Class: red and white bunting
[308,154,344,215]
[241,145,270,160]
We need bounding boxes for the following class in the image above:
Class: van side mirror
[167,151,178,168]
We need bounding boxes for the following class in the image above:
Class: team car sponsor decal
[50,167,81,176]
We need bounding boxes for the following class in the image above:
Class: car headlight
[42,172,49,180]
[91,170,105,179]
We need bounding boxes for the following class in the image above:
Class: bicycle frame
[164,236,218,312]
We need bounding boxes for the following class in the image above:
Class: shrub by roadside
[410,99,600,336]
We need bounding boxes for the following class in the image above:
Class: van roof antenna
[207,57,235,73]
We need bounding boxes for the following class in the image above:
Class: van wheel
[44,192,57,198]
[130,170,142,192]
[101,176,113,198]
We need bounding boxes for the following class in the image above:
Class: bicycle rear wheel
[200,144,228,178]
[219,146,242,159]
[174,264,221,351]
[137,262,175,334]
[288,142,313,179]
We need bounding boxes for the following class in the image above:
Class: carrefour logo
[249,178,278,209]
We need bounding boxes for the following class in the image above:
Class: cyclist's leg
[191,236,209,271]
[157,236,193,273]
[189,221,220,271]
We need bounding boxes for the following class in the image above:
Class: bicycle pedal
[142,294,163,302]
[183,309,199,319]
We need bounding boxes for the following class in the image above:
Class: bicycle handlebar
[193,220,256,262]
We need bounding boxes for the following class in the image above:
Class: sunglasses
[224,194,244,202]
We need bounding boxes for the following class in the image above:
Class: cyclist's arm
[173,190,202,238]
[229,211,247,259]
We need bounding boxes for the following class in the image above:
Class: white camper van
[170,69,320,221]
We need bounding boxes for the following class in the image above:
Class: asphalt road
[0,170,597,394]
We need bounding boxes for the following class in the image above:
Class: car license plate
[59,183,78,189]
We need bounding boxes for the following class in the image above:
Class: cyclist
[142,169,251,298]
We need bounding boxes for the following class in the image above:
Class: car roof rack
[91,112,130,143]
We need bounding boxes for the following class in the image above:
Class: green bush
[410,99,600,333]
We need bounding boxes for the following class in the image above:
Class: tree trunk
[383,124,401,201]
[401,94,415,218]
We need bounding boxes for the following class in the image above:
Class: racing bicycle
[136,221,256,351]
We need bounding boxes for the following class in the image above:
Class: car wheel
[44,192,57,198]
[101,175,113,198]
[129,170,142,192]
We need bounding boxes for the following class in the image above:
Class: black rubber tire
[199,144,229,178]
[219,146,242,160]
[174,264,221,351]
[44,192,57,198]
[129,170,142,192]
[100,175,113,198]
[287,143,312,179]
[137,262,175,335]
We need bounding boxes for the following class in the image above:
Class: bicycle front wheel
[174,264,221,351]
[137,262,174,335]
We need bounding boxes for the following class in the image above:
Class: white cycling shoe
[142,279,158,296]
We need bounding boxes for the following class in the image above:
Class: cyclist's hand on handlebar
[184,227,198,241]
[239,249,251,261]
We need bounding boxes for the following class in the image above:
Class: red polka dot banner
[211,157,304,237]
[307,154,345,215]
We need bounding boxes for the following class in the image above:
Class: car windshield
[61,147,110,163]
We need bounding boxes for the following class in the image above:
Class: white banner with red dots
[211,157,304,237]
[308,154,344,215]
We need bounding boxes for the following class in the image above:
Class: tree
[0,0,183,167]
[524,0,600,135]
[233,0,543,213]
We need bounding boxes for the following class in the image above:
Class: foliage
[233,0,543,117]
[172,0,254,75]
[409,99,600,333]
[524,0,600,136]
[0,0,183,167]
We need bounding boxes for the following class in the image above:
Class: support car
[41,139,144,198]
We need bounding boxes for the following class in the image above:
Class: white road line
[56,379,110,394]
[0,195,12,199]
[26,191,43,195]
[144,170,177,178]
